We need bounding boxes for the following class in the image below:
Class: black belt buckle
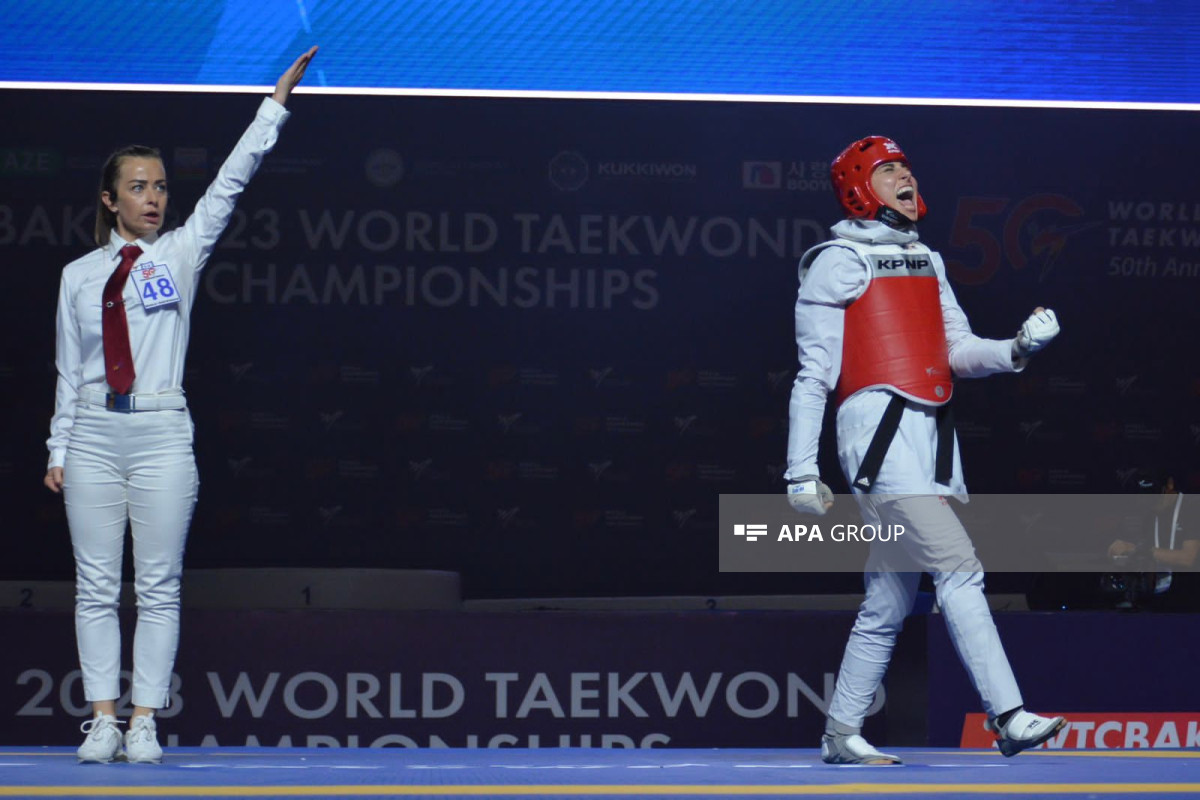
[105,393,134,412]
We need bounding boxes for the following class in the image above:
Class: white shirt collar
[106,228,158,261]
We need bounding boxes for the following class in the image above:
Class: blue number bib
[130,261,181,310]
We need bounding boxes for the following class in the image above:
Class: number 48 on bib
[131,262,181,310]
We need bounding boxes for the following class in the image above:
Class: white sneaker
[988,710,1067,757]
[821,733,903,765]
[124,714,163,764]
[77,714,124,764]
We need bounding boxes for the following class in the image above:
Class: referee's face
[105,157,169,242]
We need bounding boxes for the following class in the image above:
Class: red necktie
[102,244,142,395]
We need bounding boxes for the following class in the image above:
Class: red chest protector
[810,240,953,407]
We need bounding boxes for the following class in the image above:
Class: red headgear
[830,136,927,221]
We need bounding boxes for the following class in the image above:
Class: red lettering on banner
[961,712,1200,750]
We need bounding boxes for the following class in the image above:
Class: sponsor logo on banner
[961,713,1200,750]
[1106,200,1200,279]
[696,370,739,390]
[407,458,450,481]
[320,410,365,433]
[339,365,382,385]
[1123,423,1163,442]
[573,509,653,532]
[1048,375,1087,394]
[671,508,699,529]
[409,157,509,180]
[248,506,291,527]
[249,412,291,431]
[945,193,1092,286]
[365,148,404,187]
[317,505,344,526]
[595,160,697,183]
[1115,374,1149,397]
[673,415,700,436]
[1019,420,1064,444]
[495,506,523,529]
[601,509,647,530]
[408,365,454,391]
[587,366,633,390]
[665,369,740,392]
[428,413,470,433]
[426,507,470,527]
[1114,466,1142,489]
[227,362,257,383]
[518,368,559,387]
[955,420,993,441]
[488,366,560,387]
[585,459,633,483]
[486,461,560,481]
[742,161,782,189]
[318,506,375,532]
[696,463,738,482]
[517,461,560,481]
[548,151,588,191]
[550,150,698,191]
[782,160,832,193]
[605,416,647,435]
[409,365,438,387]
[0,147,61,176]
[337,460,379,480]
[227,456,275,479]
[1046,469,1087,489]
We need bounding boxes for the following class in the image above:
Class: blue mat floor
[2,747,1200,799]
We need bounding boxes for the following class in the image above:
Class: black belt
[852,394,955,492]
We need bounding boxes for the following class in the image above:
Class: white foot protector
[821,733,903,765]
[989,710,1067,757]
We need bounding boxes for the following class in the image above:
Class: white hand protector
[1013,308,1060,358]
[787,476,834,516]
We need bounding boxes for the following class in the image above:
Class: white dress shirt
[47,97,291,469]
[785,219,1020,494]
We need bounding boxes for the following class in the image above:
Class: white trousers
[827,494,1023,729]
[62,404,198,709]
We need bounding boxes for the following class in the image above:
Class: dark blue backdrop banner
[3,91,1197,597]
[0,609,874,748]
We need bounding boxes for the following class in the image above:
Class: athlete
[785,135,1065,764]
